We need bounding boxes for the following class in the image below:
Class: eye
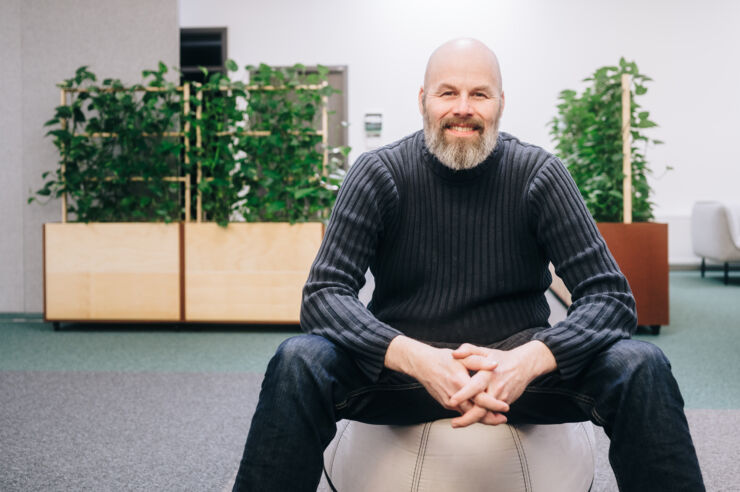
[440,91,456,97]
[472,92,489,99]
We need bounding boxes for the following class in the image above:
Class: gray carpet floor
[2,370,738,491]
[2,272,740,491]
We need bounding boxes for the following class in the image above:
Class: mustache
[440,118,485,132]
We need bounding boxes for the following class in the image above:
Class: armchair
[691,201,740,284]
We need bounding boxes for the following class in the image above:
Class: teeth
[449,126,476,132]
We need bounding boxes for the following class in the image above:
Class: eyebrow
[434,83,495,93]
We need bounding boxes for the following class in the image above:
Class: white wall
[180,0,740,264]
[0,0,179,313]
[1,0,25,311]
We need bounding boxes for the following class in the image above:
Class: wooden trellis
[621,74,632,224]
[58,81,329,223]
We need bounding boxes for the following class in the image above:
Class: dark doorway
[180,28,227,84]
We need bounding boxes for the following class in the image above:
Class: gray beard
[423,114,499,171]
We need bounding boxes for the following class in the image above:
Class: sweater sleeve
[300,152,403,382]
[527,157,637,379]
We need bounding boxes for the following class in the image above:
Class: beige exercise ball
[324,419,595,492]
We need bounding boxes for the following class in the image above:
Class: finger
[474,392,510,412]
[481,411,508,426]
[452,343,486,358]
[473,392,510,413]
[457,399,474,415]
[457,355,497,371]
[453,399,476,416]
[451,404,487,428]
[449,371,491,407]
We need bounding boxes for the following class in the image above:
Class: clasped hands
[384,336,556,429]
[446,343,533,428]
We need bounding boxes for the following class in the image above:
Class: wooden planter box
[43,222,324,324]
[184,222,323,323]
[549,222,669,330]
[44,223,181,322]
[597,222,669,328]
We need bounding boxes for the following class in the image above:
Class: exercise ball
[323,419,595,491]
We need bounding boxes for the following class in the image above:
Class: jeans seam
[590,407,607,427]
[335,382,424,411]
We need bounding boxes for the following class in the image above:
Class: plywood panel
[44,223,180,321]
[186,272,307,322]
[185,223,323,323]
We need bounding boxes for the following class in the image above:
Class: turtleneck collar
[419,130,504,182]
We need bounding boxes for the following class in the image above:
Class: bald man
[233,39,704,491]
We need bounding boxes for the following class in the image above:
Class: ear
[418,86,425,115]
[499,90,506,114]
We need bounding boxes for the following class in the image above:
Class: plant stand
[184,222,323,323]
[597,222,669,330]
[43,222,323,325]
[44,223,181,323]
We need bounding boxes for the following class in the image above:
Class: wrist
[384,335,433,377]
[516,340,557,380]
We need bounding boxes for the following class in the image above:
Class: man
[233,38,704,491]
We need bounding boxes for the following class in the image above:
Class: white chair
[324,419,595,492]
[691,201,740,284]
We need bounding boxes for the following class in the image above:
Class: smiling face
[420,39,505,170]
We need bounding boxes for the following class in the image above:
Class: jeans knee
[605,339,672,383]
[268,334,339,383]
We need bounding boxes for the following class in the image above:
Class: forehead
[425,50,500,90]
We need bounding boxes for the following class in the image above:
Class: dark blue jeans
[233,335,704,491]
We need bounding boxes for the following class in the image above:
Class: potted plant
[184,63,346,323]
[32,62,346,326]
[549,58,668,333]
[35,64,184,324]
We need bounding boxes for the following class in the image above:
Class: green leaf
[56,106,73,118]
[548,58,659,222]
[226,59,238,72]
[293,187,316,199]
[34,61,341,222]
[266,201,286,213]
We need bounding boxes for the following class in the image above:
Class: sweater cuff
[357,332,403,382]
[530,328,591,380]
[350,326,401,382]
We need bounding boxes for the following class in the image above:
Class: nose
[453,94,473,117]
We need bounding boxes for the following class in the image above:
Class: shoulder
[366,131,423,169]
[498,131,569,186]
[340,135,420,205]
[347,131,423,186]
[499,132,557,169]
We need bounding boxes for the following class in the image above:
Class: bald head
[423,38,502,93]
[419,38,505,171]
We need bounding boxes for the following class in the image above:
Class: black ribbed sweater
[301,130,636,382]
